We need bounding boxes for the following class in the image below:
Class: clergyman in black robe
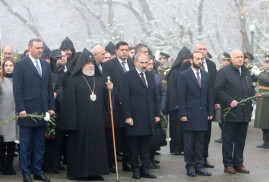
[62,49,111,180]
[166,46,191,155]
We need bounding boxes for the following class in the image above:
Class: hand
[54,92,57,99]
[19,111,27,118]
[180,117,188,122]
[155,117,160,122]
[106,82,113,90]
[230,100,238,108]
[48,110,55,115]
[125,118,133,126]
[208,115,213,120]
[214,104,220,110]
[255,93,262,101]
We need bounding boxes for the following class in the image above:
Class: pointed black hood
[172,46,191,68]
[41,42,51,59]
[59,37,76,53]
[70,48,99,78]
[105,41,116,54]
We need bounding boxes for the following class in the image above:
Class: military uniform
[254,53,269,148]
[157,52,172,89]
[244,52,258,82]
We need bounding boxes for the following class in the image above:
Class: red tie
[140,72,147,88]
[196,71,201,88]
[201,62,205,71]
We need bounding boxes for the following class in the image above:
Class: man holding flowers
[13,38,55,182]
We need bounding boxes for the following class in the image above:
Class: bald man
[92,45,106,74]
[2,46,14,59]
[215,50,259,174]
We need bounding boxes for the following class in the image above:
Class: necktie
[121,61,127,72]
[201,62,205,71]
[35,60,42,76]
[196,71,201,88]
[140,72,147,88]
[98,63,102,74]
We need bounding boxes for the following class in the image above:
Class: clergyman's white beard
[82,68,95,76]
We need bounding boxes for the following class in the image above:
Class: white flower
[44,112,50,121]
[166,138,171,142]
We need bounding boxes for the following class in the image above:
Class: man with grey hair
[92,45,105,74]
[215,49,259,174]
[2,46,14,60]
[135,44,149,55]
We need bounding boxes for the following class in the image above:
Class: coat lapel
[25,56,42,78]
[113,58,124,74]
[127,59,135,70]
[201,70,206,89]
[40,60,46,79]
[188,67,200,89]
[133,69,147,88]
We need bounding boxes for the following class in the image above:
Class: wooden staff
[107,76,119,182]
[166,114,171,142]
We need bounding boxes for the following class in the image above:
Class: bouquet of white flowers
[0,112,57,142]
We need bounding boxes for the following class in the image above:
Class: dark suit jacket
[121,69,160,136]
[102,57,135,128]
[13,55,55,127]
[178,67,214,131]
[205,58,217,104]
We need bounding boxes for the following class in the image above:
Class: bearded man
[62,49,112,180]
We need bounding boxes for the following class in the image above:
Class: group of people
[0,37,268,182]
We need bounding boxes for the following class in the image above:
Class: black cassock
[166,46,191,154]
[62,73,109,178]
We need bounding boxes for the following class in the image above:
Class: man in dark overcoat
[121,53,160,179]
[178,51,213,177]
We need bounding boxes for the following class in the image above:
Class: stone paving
[1,121,269,182]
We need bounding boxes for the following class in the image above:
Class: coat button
[200,107,202,109]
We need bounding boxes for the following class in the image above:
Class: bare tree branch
[0,0,43,39]
[138,0,154,21]
[234,0,251,52]
[198,0,205,35]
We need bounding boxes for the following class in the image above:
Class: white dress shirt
[136,68,148,87]
[29,55,42,75]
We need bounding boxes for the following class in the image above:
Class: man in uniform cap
[221,52,231,67]
[254,52,269,148]
[157,52,172,89]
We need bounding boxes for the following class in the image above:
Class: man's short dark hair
[28,38,42,47]
[129,47,135,51]
[135,43,148,54]
[190,51,202,60]
[115,41,129,50]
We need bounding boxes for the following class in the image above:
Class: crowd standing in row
[0,37,268,182]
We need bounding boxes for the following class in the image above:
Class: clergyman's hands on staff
[106,81,113,90]
[255,93,262,101]
[214,104,220,110]
[208,115,213,120]
[125,118,133,126]
[155,117,160,123]
[180,117,188,122]
[19,111,27,118]
[230,100,238,108]
[48,110,55,116]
